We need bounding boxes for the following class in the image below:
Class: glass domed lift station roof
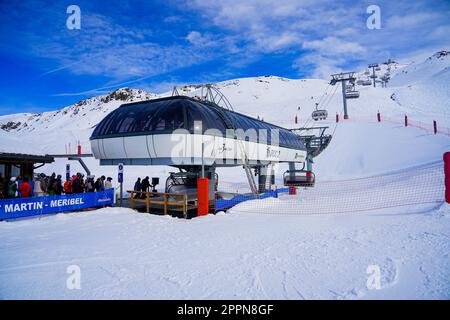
[90,96,305,150]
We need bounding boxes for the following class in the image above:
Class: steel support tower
[330,72,356,120]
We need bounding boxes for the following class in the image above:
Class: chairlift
[362,80,372,86]
[345,90,360,99]
[283,169,315,187]
[311,103,328,121]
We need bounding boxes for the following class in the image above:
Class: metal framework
[368,64,379,87]
[330,72,357,119]
[290,126,332,158]
[172,84,259,197]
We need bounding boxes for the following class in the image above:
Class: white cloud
[183,0,450,78]
[303,37,366,55]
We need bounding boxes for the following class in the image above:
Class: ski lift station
[90,87,328,217]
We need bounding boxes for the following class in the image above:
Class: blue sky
[0,0,449,115]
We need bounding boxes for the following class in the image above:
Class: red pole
[295,115,298,124]
[336,114,339,123]
[197,178,209,216]
[289,186,297,195]
[377,111,381,122]
[405,115,408,127]
[444,152,450,203]
[434,120,437,134]
[77,144,82,155]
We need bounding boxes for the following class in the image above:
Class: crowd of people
[0,172,114,199]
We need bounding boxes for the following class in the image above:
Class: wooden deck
[127,190,197,218]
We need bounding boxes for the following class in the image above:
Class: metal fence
[228,161,444,215]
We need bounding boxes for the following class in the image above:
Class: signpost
[66,164,71,181]
[118,163,124,206]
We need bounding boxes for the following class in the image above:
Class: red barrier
[289,186,297,195]
[77,144,82,155]
[336,114,339,123]
[197,178,209,216]
[434,121,437,135]
[377,112,381,122]
[405,115,408,127]
[444,153,450,204]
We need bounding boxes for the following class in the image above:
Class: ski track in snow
[1,205,449,299]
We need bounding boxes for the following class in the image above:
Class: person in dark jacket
[19,177,32,198]
[55,175,63,195]
[47,173,57,196]
[100,175,106,191]
[72,173,84,194]
[141,176,150,198]
[0,173,4,198]
[133,178,142,198]
[94,178,102,192]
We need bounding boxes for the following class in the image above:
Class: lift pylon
[330,72,357,119]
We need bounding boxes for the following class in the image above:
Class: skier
[19,177,32,198]
[72,173,84,194]
[16,175,22,197]
[64,177,74,194]
[47,173,57,196]
[94,177,102,192]
[7,177,18,198]
[55,175,63,195]
[34,176,45,197]
[86,175,95,192]
[105,177,113,190]
[100,176,106,191]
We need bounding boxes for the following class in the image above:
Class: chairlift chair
[311,103,328,121]
[345,90,360,99]
[283,169,315,187]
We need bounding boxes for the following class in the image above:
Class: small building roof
[0,131,54,163]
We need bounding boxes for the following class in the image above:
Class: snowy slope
[1,205,449,299]
[1,51,450,300]
[0,51,448,190]
[389,51,450,122]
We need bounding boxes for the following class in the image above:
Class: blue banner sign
[0,189,115,220]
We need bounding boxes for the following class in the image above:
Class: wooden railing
[127,190,189,218]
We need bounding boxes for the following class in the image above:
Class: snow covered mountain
[1,51,450,300]
[0,50,448,166]
[0,87,156,133]
[389,51,450,121]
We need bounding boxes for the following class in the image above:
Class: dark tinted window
[91,97,305,150]
[186,102,226,133]
[151,103,185,131]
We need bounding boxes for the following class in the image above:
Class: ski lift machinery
[285,83,336,187]
[283,126,332,187]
